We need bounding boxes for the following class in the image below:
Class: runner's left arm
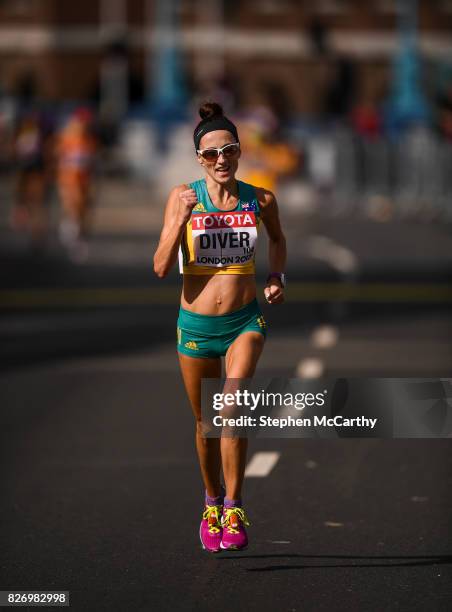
[257,187,286,305]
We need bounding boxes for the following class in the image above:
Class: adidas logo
[184,341,199,350]
[257,316,266,329]
[193,202,206,212]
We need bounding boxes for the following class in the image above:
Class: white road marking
[296,357,325,379]
[244,451,280,478]
[310,325,339,349]
[306,235,359,275]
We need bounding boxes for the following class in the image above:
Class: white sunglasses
[197,142,240,162]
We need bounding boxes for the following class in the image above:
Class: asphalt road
[1,215,452,611]
[1,355,452,611]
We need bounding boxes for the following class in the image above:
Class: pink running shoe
[220,507,250,551]
[199,504,223,553]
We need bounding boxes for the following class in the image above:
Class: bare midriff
[181,274,256,315]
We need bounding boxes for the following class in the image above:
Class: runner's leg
[178,353,222,497]
[222,331,264,500]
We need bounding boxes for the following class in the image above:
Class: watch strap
[267,272,285,287]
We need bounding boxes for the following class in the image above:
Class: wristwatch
[266,272,286,288]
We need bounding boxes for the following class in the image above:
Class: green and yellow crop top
[178,178,261,275]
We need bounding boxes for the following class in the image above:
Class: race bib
[191,211,258,267]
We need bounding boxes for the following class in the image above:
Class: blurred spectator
[351,100,383,140]
[56,108,97,261]
[307,16,328,57]
[10,108,54,247]
[0,81,16,171]
[383,40,430,139]
[193,75,239,117]
[15,71,38,107]
[90,37,147,150]
[258,81,292,136]
[436,82,452,141]
[325,55,357,120]
[238,106,299,192]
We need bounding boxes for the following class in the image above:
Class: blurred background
[1,3,452,609]
[0,0,451,373]
[1,0,452,373]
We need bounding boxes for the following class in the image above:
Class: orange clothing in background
[57,130,96,191]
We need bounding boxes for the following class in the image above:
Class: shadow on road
[216,552,452,571]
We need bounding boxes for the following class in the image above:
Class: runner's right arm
[153,185,197,278]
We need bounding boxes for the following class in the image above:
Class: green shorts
[177,298,267,358]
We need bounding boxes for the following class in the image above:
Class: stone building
[0,0,451,115]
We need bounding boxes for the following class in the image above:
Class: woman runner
[56,107,97,260]
[153,102,286,552]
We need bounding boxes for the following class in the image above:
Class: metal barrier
[293,125,452,221]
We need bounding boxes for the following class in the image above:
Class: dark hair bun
[199,101,223,120]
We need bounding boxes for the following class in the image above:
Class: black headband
[193,116,239,150]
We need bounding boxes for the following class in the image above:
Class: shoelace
[222,507,250,535]
[202,505,223,534]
